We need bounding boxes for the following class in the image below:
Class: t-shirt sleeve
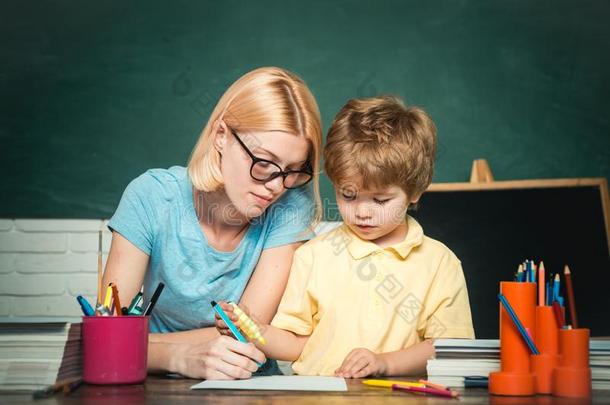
[107,171,165,255]
[263,186,315,250]
[418,251,475,339]
[270,246,317,335]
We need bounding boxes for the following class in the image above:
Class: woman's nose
[264,175,285,193]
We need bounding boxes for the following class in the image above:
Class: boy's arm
[335,339,435,378]
[379,339,435,376]
[256,325,309,362]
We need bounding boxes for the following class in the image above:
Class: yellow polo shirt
[271,216,475,376]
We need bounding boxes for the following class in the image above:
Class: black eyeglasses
[230,128,313,189]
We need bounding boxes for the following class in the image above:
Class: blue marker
[76,295,95,316]
[211,301,263,367]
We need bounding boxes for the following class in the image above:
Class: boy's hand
[214,301,240,337]
[334,348,388,378]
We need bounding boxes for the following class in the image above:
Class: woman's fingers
[219,347,260,373]
[221,336,266,364]
[207,356,253,379]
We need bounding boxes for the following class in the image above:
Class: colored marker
[76,295,95,316]
[498,293,539,354]
[211,300,262,367]
[144,282,165,316]
[128,292,144,315]
[95,304,110,316]
[230,302,267,345]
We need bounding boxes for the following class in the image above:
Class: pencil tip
[555,273,560,281]
[564,265,571,274]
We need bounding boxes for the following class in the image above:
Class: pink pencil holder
[82,316,149,385]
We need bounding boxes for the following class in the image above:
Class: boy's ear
[410,193,422,205]
[213,120,229,153]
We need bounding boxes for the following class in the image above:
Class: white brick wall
[0,219,341,323]
[0,219,111,322]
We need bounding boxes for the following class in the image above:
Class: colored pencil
[97,229,103,306]
[517,264,524,282]
[363,380,425,388]
[111,283,123,315]
[564,265,578,328]
[418,379,449,391]
[498,293,539,354]
[538,261,545,306]
[553,300,565,328]
[392,384,459,398]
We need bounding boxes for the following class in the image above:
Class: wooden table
[2,376,608,404]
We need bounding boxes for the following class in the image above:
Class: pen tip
[210,300,217,307]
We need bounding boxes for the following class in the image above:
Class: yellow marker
[103,284,113,309]
[362,379,425,388]
[229,302,267,345]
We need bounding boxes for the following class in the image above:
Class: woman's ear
[213,120,229,153]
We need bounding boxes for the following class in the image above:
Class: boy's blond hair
[324,95,437,199]
[187,67,323,223]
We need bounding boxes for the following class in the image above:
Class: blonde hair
[188,67,323,223]
[324,95,437,199]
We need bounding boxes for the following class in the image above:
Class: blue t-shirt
[108,166,315,333]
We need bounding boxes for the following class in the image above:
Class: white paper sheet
[190,376,347,391]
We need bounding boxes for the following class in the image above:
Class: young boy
[218,95,474,377]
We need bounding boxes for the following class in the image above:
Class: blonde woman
[102,67,323,379]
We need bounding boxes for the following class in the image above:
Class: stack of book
[427,338,610,390]
[0,323,82,392]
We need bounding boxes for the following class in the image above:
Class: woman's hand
[169,335,266,379]
[334,348,388,379]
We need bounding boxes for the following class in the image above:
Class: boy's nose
[355,205,372,220]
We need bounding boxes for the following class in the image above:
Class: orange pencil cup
[489,282,536,396]
[552,328,591,398]
[531,306,560,394]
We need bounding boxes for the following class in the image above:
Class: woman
[102,67,323,379]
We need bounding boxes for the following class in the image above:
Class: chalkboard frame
[427,177,610,254]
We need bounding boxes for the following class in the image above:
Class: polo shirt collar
[345,216,424,260]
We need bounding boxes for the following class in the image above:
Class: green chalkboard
[2,0,609,218]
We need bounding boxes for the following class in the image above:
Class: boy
[218,95,474,377]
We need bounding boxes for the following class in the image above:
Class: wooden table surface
[1,375,607,404]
